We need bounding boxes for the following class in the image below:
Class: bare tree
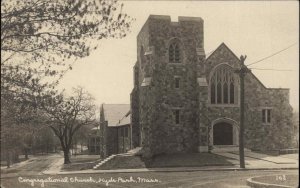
[1,0,132,165]
[41,86,96,164]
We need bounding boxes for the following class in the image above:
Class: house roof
[102,104,130,127]
[205,42,240,62]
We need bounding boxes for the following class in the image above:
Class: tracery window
[169,41,181,63]
[210,65,238,105]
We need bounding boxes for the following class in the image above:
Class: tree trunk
[15,153,20,163]
[63,149,71,164]
[74,140,77,156]
[24,148,29,160]
[6,151,10,168]
[12,150,19,163]
[32,145,35,155]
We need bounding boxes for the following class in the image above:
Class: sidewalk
[213,151,298,169]
[42,157,64,174]
[231,151,298,164]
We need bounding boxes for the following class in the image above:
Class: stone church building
[130,15,294,157]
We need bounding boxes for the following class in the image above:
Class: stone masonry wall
[197,44,241,150]
[200,43,294,151]
[136,15,205,157]
[131,63,140,148]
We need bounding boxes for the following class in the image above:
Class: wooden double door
[213,122,233,145]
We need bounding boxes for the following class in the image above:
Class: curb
[43,166,299,175]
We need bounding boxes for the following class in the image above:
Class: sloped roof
[205,43,240,62]
[103,104,130,127]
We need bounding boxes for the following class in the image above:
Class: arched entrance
[213,122,233,145]
[209,118,239,146]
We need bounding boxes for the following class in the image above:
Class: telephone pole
[235,55,251,169]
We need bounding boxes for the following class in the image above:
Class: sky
[58,1,299,112]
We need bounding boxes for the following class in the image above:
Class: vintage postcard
[1,0,298,187]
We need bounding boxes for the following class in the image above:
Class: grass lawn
[69,155,101,163]
[62,155,101,171]
[62,162,98,171]
[145,153,233,168]
[99,155,147,170]
[99,153,233,170]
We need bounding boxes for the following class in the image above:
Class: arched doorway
[213,122,233,145]
[209,118,239,146]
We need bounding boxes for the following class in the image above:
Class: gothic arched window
[169,40,182,63]
[210,65,238,105]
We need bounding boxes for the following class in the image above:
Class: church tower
[131,15,205,157]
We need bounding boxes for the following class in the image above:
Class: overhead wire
[247,42,298,66]
[250,68,293,72]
